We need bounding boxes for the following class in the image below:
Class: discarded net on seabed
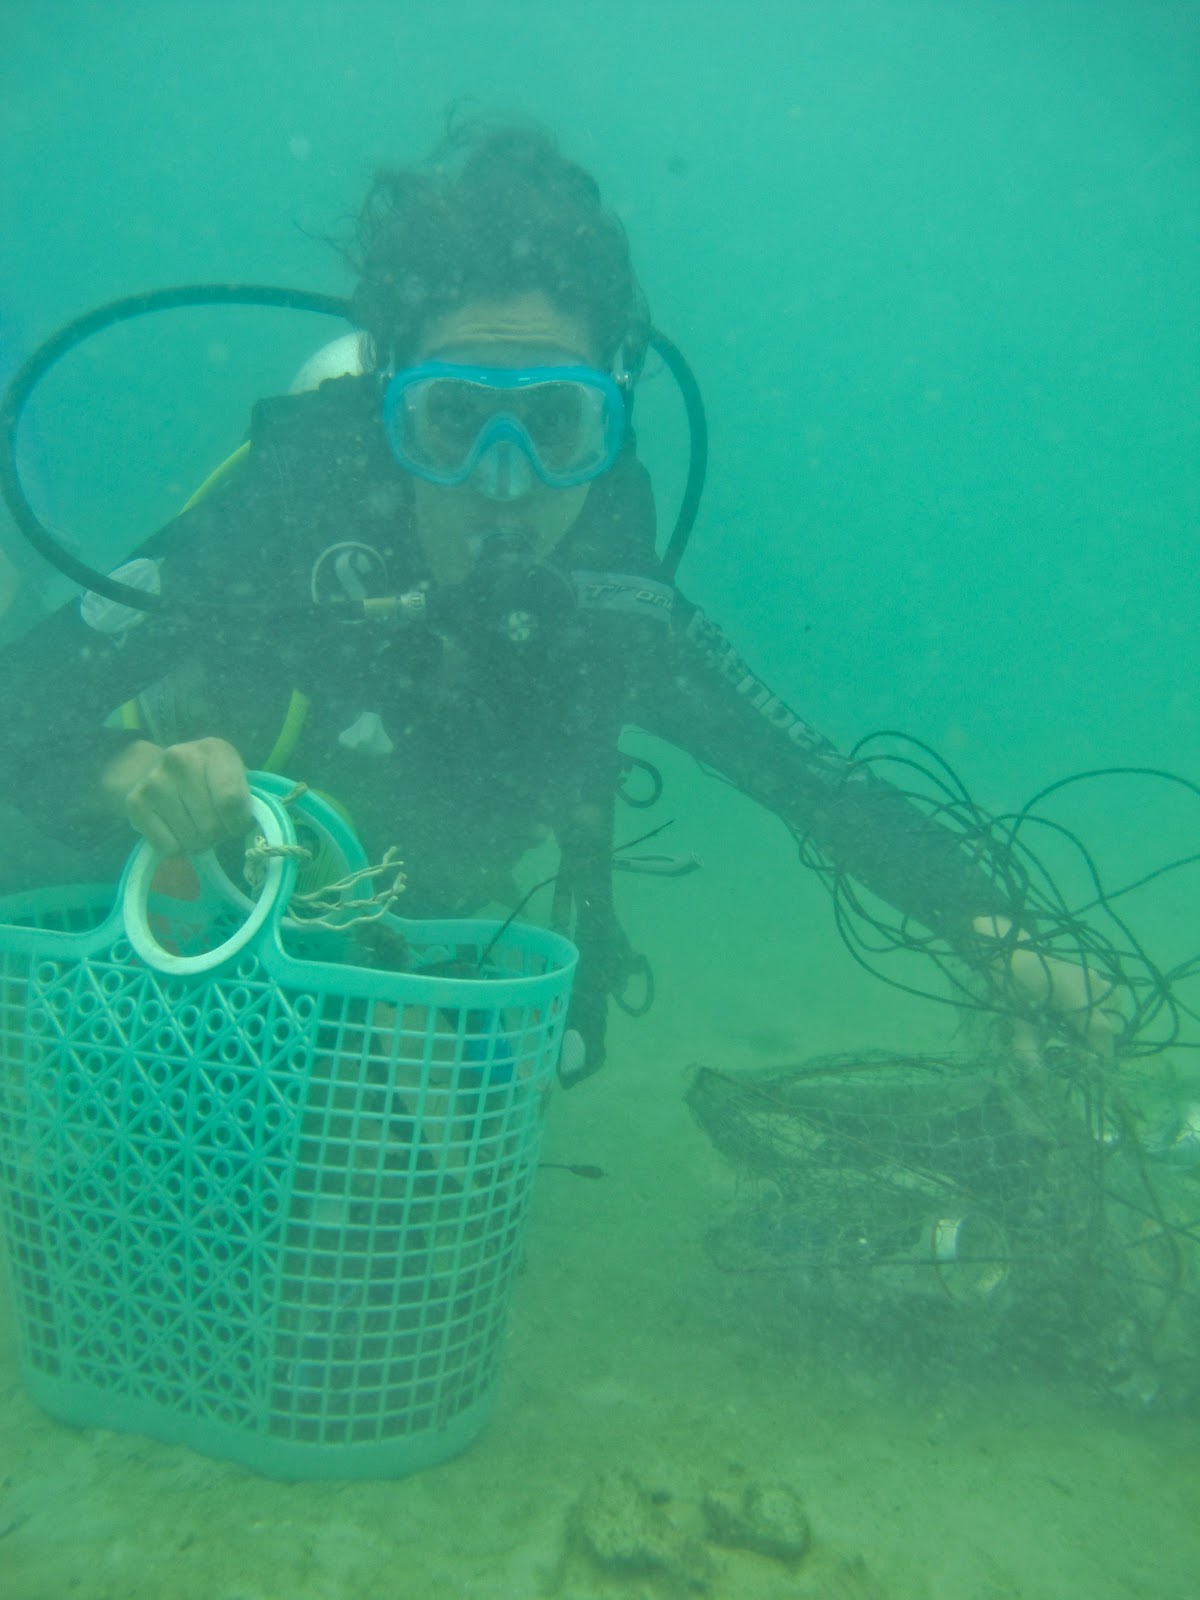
[687,1050,1200,1406]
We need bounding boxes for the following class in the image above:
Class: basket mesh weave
[0,866,574,1479]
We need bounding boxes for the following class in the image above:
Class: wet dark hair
[345,116,648,374]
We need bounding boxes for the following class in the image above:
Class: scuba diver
[0,118,1117,1082]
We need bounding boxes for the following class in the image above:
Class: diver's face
[409,291,600,584]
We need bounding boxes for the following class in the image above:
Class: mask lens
[516,381,592,472]
[420,379,493,458]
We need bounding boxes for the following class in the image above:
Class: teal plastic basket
[0,781,577,1479]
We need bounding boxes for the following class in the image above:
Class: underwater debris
[701,1479,812,1565]
[567,1468,713,1594]
[687,1050,1200,1406]
[554,1467,888,1599]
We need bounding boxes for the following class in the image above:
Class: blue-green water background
[4,0,1198,1024]
[2,6,1199,1595]
[4,0,1197,792]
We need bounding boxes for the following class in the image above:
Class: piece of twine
[242,784,407,930]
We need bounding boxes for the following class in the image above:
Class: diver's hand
[971,914,1124,1060]
[101,737,253,856]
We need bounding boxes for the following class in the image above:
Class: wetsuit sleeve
[625,596,1009,941]
[0,446,286,848]
[0,368,397,851]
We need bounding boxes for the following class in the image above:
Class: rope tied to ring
[242,784,407,930]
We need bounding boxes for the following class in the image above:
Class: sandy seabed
[1,931,1197,1600]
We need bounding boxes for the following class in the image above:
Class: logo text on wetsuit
[683,607,852,772]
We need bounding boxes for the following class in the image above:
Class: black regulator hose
[646,326,708,583]
[0,284,708,612]
[0,285,351,612]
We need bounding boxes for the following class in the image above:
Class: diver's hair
[345,114,649,374]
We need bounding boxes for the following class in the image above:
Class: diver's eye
[523,385,582,435]
[520,386,585,465]
[423,382,491,444]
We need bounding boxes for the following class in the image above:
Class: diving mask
[382,361,626,494]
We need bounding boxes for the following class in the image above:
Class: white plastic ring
[122,795,292,975]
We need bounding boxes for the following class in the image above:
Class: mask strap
[612,339,635,393]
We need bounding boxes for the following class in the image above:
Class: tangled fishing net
[687,742,1200,1405]
[688,1048,1199,1404]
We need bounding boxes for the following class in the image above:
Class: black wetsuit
[0,375,1003,1075]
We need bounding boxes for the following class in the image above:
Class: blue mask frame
[382,361,627,489]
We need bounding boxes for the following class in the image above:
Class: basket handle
[122,793,294,975]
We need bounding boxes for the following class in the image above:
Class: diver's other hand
[102,737,253,856]
[971,914,1124,1060]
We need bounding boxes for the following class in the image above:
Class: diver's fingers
[1008,947,1113,1015]
[194,739,254,838]
[1009,1015,1044,1069]
[1085,998,1128,1061]
[127,739,251,855]
[1002,945,1128,1063]
[125,787,190,856]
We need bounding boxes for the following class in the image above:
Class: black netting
[688,1051,1200,1404]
